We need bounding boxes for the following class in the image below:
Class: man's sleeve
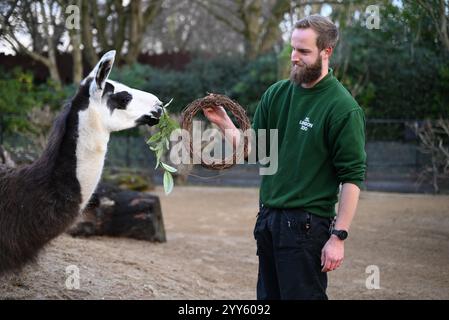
[249,91,269,162]
[328,108,367,188]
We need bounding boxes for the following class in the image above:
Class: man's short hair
[295,14,339,51]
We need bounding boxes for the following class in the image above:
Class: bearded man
[204,15,366,300]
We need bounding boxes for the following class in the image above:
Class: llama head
[80,50,163,132]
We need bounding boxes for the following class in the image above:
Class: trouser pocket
[253,205,269,239]
[278,209,311,248]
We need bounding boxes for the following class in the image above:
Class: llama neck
[76,108,110,211]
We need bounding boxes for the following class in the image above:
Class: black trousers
[253,205,333,300]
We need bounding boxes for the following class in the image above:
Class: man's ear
[88,50,116,95]
[322,47,333,60]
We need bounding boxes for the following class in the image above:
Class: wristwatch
[331,229,348,240]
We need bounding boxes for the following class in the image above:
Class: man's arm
[333,182,360,231]
[321,182,360,272]
[322,108,366,272]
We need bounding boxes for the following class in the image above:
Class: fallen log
[67,183,166,242]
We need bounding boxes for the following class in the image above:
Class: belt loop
[306,212,311,230]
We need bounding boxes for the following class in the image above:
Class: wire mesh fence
[1,117,446,193]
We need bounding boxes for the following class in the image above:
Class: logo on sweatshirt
[299,117,313,131]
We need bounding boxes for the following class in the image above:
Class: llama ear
[89,50,116,95]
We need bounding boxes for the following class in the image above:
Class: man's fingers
[325,260,332,272]
[321,249,331,272]
[329,260,338,272]
[204,105,225,116]
[321,261,326,272]
[335,259,343,270]
[328,258,344,272]
[322,255,343,272]
[322,255,332,272]
[321,250,325,268]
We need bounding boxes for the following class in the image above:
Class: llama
[0,50,163,275]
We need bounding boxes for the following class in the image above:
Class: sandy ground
[1,186,449,300]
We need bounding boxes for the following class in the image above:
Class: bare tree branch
[415,0,449,54]
[193,0,244,34]
[4,29,50,66]
[412,119,449,193]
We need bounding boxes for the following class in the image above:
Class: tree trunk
[201,0,291,60]
[39,0,62,87]
[91,1,112,51]
[239,0,262,60]
[113,0,128,61]
[124,0,162,65]
[81,0,98,69]
[69,23,83,84]
[438,0,449,54]
[125,0,144,65]
[72,42,83,83]
[258,0,291,54]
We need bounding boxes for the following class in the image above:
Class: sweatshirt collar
[293,68,336,94]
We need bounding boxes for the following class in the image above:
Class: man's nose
[291,51,300,61]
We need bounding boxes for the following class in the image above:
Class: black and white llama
[0,50,163,275]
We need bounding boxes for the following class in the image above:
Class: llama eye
[121,94,131,104]
[102,82,115,98]
[107,91,133,111]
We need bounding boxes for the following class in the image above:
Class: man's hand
[203,105,233,130]
[321,235,344,272]
[203,105,242,148]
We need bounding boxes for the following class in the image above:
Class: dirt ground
[1,186,449,300]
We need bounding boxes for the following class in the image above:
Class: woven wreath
[181,94,251,170]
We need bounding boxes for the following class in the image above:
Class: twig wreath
[181,94,251,170]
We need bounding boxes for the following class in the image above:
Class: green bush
[0,67,37,133]
[230,53,278,117]
[0,67,74,137]
[332,2,449,120]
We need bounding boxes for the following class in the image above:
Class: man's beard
[290,56,323,86]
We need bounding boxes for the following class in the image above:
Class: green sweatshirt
[252,69,366,217]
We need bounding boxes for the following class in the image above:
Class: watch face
[333,230,348,240]
[339,230,348,240]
